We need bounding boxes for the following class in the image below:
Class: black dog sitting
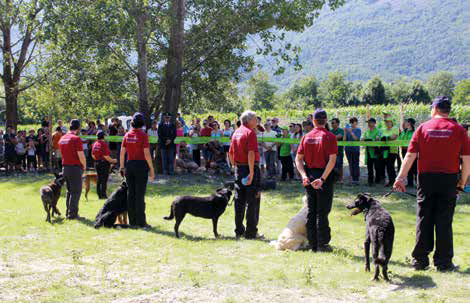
[94,181,128,228]
[346,193,395,281]
[164,188,232,238]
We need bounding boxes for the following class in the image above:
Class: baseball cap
[97,130,106,139]
[313,109,327,120]
[431,96,451,109]
[132,112,145,123]
[366,118,377,123]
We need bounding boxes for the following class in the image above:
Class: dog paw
[365,266,371,272]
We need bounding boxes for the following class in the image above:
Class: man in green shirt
[363,118,381,186]
[330,118,344,183]
[278,128,294,181]
[381,119,399,186]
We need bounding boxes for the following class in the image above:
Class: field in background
[0,173,469,303]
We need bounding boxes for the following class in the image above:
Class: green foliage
[453,79,470,106]
[363,76,386,104]
[426,71,455,99]
[409,80,431,103]
[318,71,351,107]
[247,72,278,111]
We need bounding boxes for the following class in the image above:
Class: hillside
[255,0,470,90]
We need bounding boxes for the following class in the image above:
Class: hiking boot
[436,263,457,272]
[245,233,265,240]
[412,259,429,271]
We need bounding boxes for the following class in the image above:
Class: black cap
[97,130,106,140]
[163,112,172,117]
[431,96,451,109]
[406,118,416,125]
[70,119,81,131]
[313,109,327,120]
[132,112,145,123]
[366,118,377,123]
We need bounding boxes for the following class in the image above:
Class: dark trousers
[63,166,83,218]
[27,155,37,169]
[125,160,149,227]
[305,167,334,250]
[413,173,458,267]
[279,156,294,180]
[192,149,201,167]
[402,149,417,186]
[264,150,277,177]
[366,157,379,184]
[385,153,397,184]
[345,149,360,182]
[161,146,176,175]
[234,165,261,238]
[95,160,110,199]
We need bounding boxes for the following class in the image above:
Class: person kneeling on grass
[175,141,199,173]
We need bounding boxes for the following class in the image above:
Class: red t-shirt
[200,127,212,137]
[229,125,260,163]
[122,128,150,161]
[297,128,338,169]
[92,140,110,161]
[59,132,84,167]
[408,118,470,174]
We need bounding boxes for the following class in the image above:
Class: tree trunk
[4,85,19,130]
[135,10,151,127]
[164,0,185,121]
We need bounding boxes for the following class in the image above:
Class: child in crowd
[26,139,37,171]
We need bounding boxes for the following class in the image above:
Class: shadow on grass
[391,274,436,290]
[332,246,410,268]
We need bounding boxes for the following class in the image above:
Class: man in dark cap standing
[394,96,470,271]
[59,119,87,219]
[296,109,338,252]
[92,130,117,199]
[158,112,177,175]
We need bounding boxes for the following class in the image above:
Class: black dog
[40,173,65,223]
[94,181,128,228]
[164,188,232,238]
[347,193,395,281]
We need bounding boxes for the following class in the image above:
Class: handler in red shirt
[119,113,155,229]
[394,96,470,271]
[59,119,86,219]
[92,131,117,199]
[229,110,262,239]
[295,109,338,252]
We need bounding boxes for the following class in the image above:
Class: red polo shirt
[297,128,338,169]
[408,118,470,174]
[59,132,83,166]
[200,126,212,137]
[92,140,110,161]
[230,125,260,163]
[122,128,149,161]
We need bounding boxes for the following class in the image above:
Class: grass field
[0,173,469,303]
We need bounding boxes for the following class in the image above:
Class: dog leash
[383,190,417,198]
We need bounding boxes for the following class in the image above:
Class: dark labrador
[164,188,232,238]
[346,193,395,281]
[40,173,65,223]
[94,181,128,228]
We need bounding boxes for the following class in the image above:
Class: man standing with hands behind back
[296,109,338,252]
[59,119,87,219]
[229,111,263,240]
[394,96,470,271]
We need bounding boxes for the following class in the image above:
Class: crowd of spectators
[1,113,468,188]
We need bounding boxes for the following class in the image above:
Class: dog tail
[376,229,387,265]
[163,206,174,220]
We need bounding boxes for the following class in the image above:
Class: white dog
[271,196,309,251]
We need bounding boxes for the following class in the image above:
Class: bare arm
[120,147,127,169]
[77,151,86,170]
[458,155,470,189]
[229,148,235,166]
[104,155,117,164]
[295,153,307,179]
[321,154,337,181]
[247,150,255,185]
[393,152,417,192]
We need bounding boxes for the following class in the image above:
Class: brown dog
[82,173,98,200]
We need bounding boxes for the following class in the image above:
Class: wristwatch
[320,177,325,182]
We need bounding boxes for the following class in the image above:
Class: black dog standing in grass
[347,193,394,281]
[40,173,65,223]
[164,188,232,238]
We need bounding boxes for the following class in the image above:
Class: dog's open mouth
[350,208,362,216]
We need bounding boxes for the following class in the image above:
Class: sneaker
[140,224,152,230]
[436,263,457,272]
[317,244,333,252]
[245,233,265,240]
[412,259,429,271]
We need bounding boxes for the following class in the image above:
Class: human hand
[149,169,155,180]
[119,167,125,178]
[393,178,406,192]
[312,178,323,189]
[302,177,310,187]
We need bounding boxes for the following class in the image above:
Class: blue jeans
[345,149,360,182]
[161,146,176,175]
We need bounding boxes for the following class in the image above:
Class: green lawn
[0,174,469,303]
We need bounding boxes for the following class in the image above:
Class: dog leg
[212,217,219,238]
[372,264,380,281]
[364,235,371,272]
[382,264,390,282]
[174,216,183,238]
[47,204,51,223]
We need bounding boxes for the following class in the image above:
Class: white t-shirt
[262,130,277,152]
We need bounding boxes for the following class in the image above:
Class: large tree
[426,71,455,99]
[363,76,386,105]
[318,71,351,107]
[0,0,44,129]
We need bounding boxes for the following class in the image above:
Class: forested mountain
[254,0,469,90]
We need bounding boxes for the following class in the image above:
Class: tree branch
[106,44,138,75]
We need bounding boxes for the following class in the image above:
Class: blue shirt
[345,128,361,153]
